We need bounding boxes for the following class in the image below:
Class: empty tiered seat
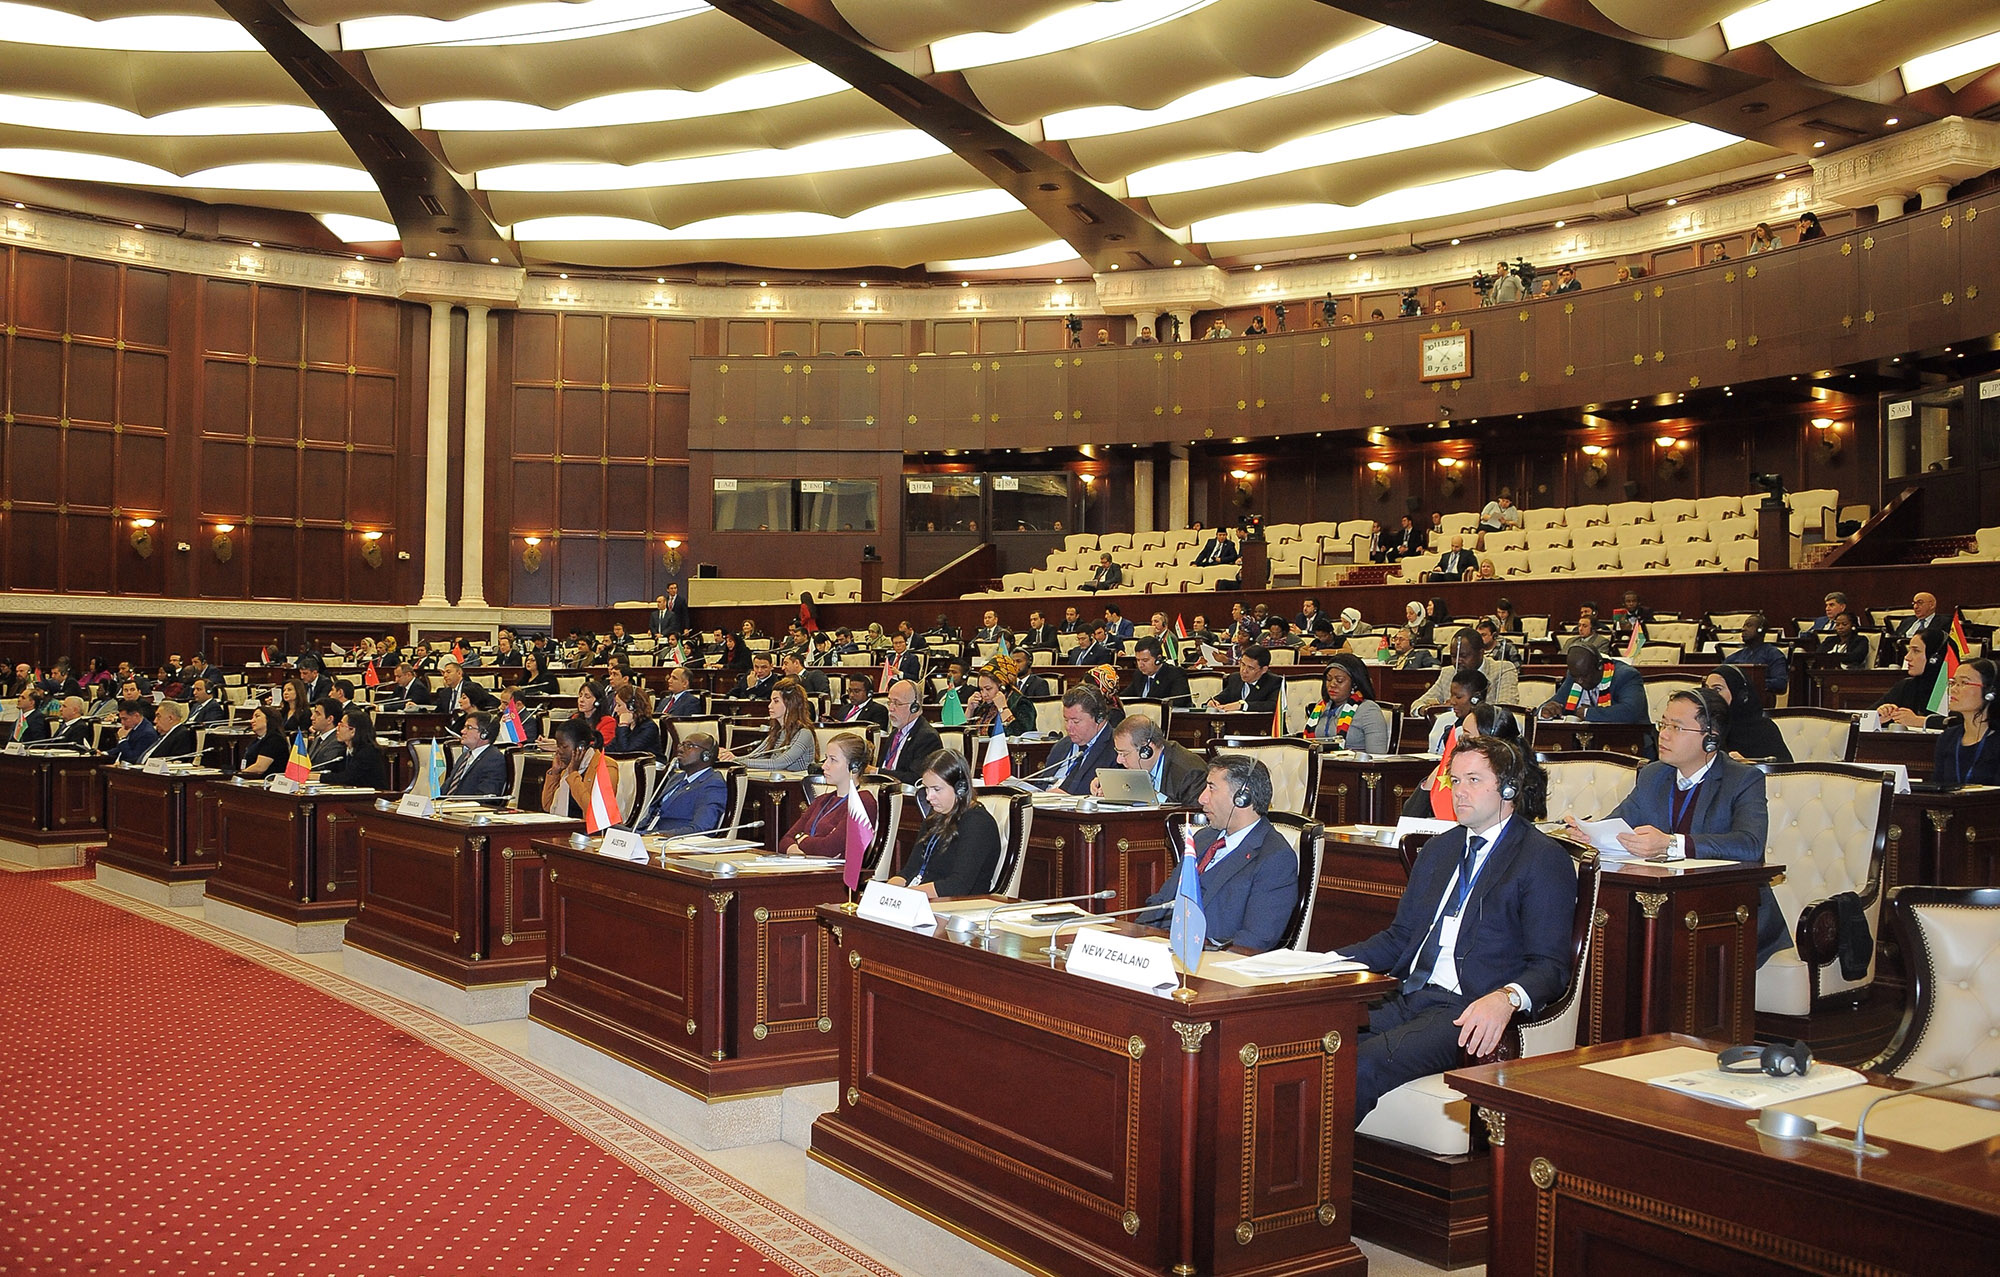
[1527,548,1575,575]
[1571,546,1623,574]
[1614,525,1661,548]
[1618,545,1667,571]
[1572,523,1617,547]
[1439,512,1479,538]
[1525,527,1571,551]
[1522,508,1566,531]
[1482,530,1528,553]
[1666,542,1721,571]
[1607,500,1653,525]
[1652,498,1698,524]
[1567,503,1609,526]
[1660,521,1709,546]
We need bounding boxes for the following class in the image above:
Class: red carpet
[0,868,890,1276]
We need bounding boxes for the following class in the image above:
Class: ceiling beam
[1311,0,1937,159]
[208,0,515,264]
[704,0,1203,273]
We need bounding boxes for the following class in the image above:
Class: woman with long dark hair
[1704,665,1792,762]
[1934,658,2000,788]
[720,678,816,771]
[571,680,615,747]
[889,750,1001,898]
[238,706,289,778]
[319,707,388,789]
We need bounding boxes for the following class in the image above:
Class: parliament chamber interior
[4,1,2000,1274]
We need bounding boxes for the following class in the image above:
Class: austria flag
[980,724,1012,786]
[586,754,622,834]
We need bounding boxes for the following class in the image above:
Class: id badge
[1434,913,1465,989]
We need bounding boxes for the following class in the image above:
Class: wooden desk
[1314,754,1437,826]
[1311,830,1777,1048]
[1016,800,1180,911]
[1167,709,1272,752]
[1450,1035,2000,1277]
[98,766,227,886]
[529,842,842,1096]
[742,771,810,854]
[1890,784,2000,887]
[1531,720,1650,757]
[0,751,107,845]
[1857,727,1937,781]
[200,779,383,926]
[375,709,449,740]
[1809,668,1900,712]
[811,906,1391,1277]
[344,806,583,988]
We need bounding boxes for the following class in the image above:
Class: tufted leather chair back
[1538,752,1643,822]
[1264,813,1323,951]
[1768,709,1859,764]
[1643,677,1703,727]
[1218,736,1319,818]
[1758,763,1893,1010]
[1864,887,2000,1094]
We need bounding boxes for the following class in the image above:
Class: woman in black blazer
[610,684,663,757]
[889,750,1002,898]
[1933,659,2000,788]
[1877,632,1946,729]
[515,651,559,696]
[319,707,387,789]
[238,706,289,778]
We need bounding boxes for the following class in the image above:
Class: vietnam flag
[1421,726,1458,821]
[585,754,621,834]
[284,731,312,782]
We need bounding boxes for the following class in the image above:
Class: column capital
[1811,116,2000,212]
[1093,265,1228,316]
[397,260,526,309]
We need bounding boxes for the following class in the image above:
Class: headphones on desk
[1717,1040,1813,1077]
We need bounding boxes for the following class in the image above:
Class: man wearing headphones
[1138,755,1299,951]
[1092,714,1206,806]
[1125,637,1191,706]
[1338,736,1578,1118]
[1568,688,1783,963]
[1412,630,1518,713]
[635,733,729,836]
[1042,686,1118,795]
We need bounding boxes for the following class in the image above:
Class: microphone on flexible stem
[948,889,1116,939]
[1850,1068,2000,1156]
[1045,905,1159,966]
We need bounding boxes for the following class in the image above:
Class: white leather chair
[1863,886,2000,1095]
[1539,752,1643,820]
[1767,709,1859,763]
[1263,812,1324,951]
[1219,736,1319,817]
[1755,763,1894,1018]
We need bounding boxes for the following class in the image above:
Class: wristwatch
[1504,987,1526,1011]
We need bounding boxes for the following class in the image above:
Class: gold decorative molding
[1635,890,1669,920]
[1479,1108,1506,1146]
[1173,1021,1212,1054]
[1530,1156,1556,1189]
[1127,1035,1146,1060]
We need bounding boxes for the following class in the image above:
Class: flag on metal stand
[1168,825,1207,980]
[843,785,874,892]
[586,754,621,834]
[981,720,1012,786]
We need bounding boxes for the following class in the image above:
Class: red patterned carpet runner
[0,868,891,1276]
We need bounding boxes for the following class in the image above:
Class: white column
[1875,192,1909,221]
[419,301,454,608]
[458,304,491,608]
[1133,457,1155,533]
[1919,181,1953,209]
[1167,444,1190,530]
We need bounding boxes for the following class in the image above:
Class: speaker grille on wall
[1622,480,1641,499]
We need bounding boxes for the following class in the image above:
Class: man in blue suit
[1140,755,1299,951]
[1337,736,1578,1118]
[1569,688,1784,963]
[440,713,509,797]
[106,700,158,765]
[1537,644,1648,724]
[635,733,729,836]
[1102,604,1135,641]
[1042,686,1118,795]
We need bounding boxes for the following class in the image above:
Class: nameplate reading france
[1066,930,1179,994]
[857,881,937,930]
[599,828,647,861]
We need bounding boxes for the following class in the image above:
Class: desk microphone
[1044,905,1158,966]
[950,889,1116,939]
[658,816,764,841]
[1850,1068,2000,1157]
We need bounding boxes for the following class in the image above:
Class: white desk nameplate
[396,793,435,817]
[857,881,937,930]
[599,828,647,861]
[1066,930,1179,995]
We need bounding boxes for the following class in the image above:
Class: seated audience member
[888,750,1001,898]
[1405,600,1434,646]
[1567,689,1784,964]
[1426,537,1479,581]
[12,689,50,744]
[1091,714,1205,806]
[1386,516,1426,561]
[1876,632,1945,729]
[1080,552,1124,593]
[1067,622,1113,667]
[540,718,617,816]
[1807,590,1850,632]
[1490,598,1524,635]
[1423,670,1489,754]
[440,713,508,797]
[1303,655,1390,754]
[184,678,226,728]
[1726,615,1789,698]
[1475,617,1522,666]
[1475,558,1498,581]
[135,700,198,764]
[1381,628,1435,671]
[1705,665,1792,762]
[1539,645,1648,723]
[1102,603,1135,640]
[1404,700,1528,818]
[1412,630,1519,713]
[1126,637,1192,705]
[1022,611,1059,649]
[1329,608,1373,642]
[307,698,346,767]
[831,674,890,730]
[1933,659,2000,789]
[781,733,878,857]
[1817,612,1871,669]
[107,699,159,765]
[966,655,1035,734]
[319,708,388,789]
[1570,605,1613,655]
[610,684,662,757]
[1138,755,1299,951]
[1335,737,1577,1118]
[779,651,829,699]
[719,679,816,772]
[877,680,943,785]
[1193,526,1238,567]
[1367,521,1393,564]
[886,633,923,683]
[571,681,616,747]
[515,651,559,696]
[654,666,703,719]
[739,653,780,699]
[1043,687,1117,795]
[1208,646,1282,713]
[237,706,288,777]
[634,734,728,836]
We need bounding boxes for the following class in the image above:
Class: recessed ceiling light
[1554,219,1565,228]
[1665,198,1677,206]
[1886,117,1899,126]
[1347,252,1357,260]
[1172,258,1182,266]
[250,241,260,248]
[1110,263,1119,269]
[1812,140,1825,148]
[489,257,499,263]
[558,272,567,279]
[1449,238,1459,245]
[961,280,969,287]
[427,251,437,257]
[657,276,665,283]
[1775,171,1788,179]
[858,280,868,288]
[1252,263,1262,271]
[134,223,143,229]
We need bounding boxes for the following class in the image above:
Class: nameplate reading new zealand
[1066,930,1178,994]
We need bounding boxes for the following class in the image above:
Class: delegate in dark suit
[878,717,943,786]
[1193,535,1238,567]
[1044,726,1117,796]
[1428,548,1479,580]
[441,744,509,797]
[185,698,228,729]
[142,723,199,763]
[1080,562,1124,593]
[13,712,50,745]
[1541,663,1649,723]
[635,766,728,836]
[1127,663,1192,705]
[1023,623,1058,649]
[49,716,95,749]
[1342,819,1577,1117]
[653,595,689,637]
[1150,742,1210,806]
[657,688,704,719]
[1216,671,1283,713]
[833,697,891,731]
[1140,820,1299,951]
[1606,756,1783,962]
[108,721,160,765]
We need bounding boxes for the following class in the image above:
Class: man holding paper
[1337,737,1577,1119]
[1137,755,1298,951]
[1566,689,1784,964]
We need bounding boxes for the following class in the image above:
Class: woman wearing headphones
[1422,668,1487,754]
[720,677,817,771]
[1877,631,1946,728]
[1304,653,1389,753]
[610,683,662,757]
[541,717,619,816]
[780,733,879,857]
[1934,658,2000,788]
[1703,665,1793,763]
[965,655,1034,734]
[571,680,616,747]
[888,749,1002,898]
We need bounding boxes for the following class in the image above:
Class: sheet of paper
[1771,1084,2000,1152]
[1573,817,1637,857]
[1223,950,1370,978]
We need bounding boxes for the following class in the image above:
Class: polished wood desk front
[344,807,583,987]
[530,842,842,1096]
[200,780,384,926]
[1314,754,1437,827]
[1311,832,1775,1048]
[1167,709,1273,752]
[742,772,810,855]
[1808,668,1901,712]
[1450,1035,2000,1277]
[0,751,107,843]
[1529,720,1650,757]
[811,907,1391,1277]
[1889,784,2000,886]
[99,766,224,884]
[1017,801,1180,911]
[1856,727,1935,780]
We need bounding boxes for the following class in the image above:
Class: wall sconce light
[1079,473,1096,486]
[212,524,236,563]
[661,536,683,573]
[522,536,543,574]
[1229,469,1250,480]
[1367,460,1392,498]
[1579,446,1609,488]
[360,529,384,569]
[1813,418,1843,456]
[129,517,156,558]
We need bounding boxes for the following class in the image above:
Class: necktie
[1197,831,1228,872]
[1402,835,1486,994]
[642,774,687,832]
[445,748,474,792]
[885,724,909,769]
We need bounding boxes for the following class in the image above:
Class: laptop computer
[1094,768,1161,804]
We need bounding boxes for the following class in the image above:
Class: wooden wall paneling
[71,623,159,672]
[861,321,904,357]
[1022,318,1065,351]
[0,620,55,670]
[975,318,1018,354]
[771,320,812,356]
[994,351,1064,444]
[725,320,767,356]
